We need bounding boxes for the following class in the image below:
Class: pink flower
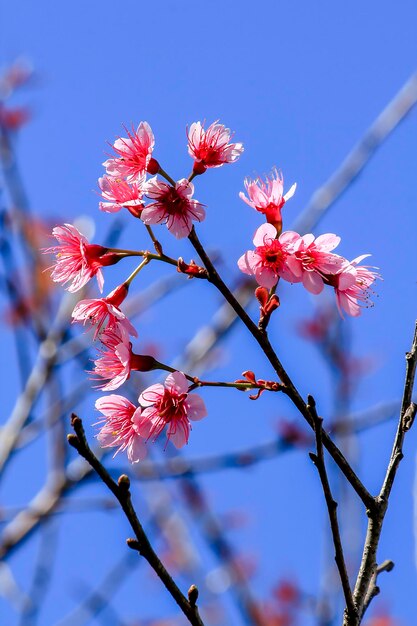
[103,122,157,182]
[136,371,207,449]
[98,173,145,216]
[92,326,133,390]
[95,394,146,463]
[187,121,243,174]
[142,177,205,239]
[72,283,137,339]
[329,255,380,317]
[92,325,158,389]
[287,233,345,295]
[239,169,296,233]
[238,223,301,288]
[43,224,120,293]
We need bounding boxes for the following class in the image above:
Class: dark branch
[188,226,374,510]
[68,414,205,626]
[308,395,356,622]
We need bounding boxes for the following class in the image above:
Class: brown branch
[344,320,417,625]
[67,414,205,626]
[308,395,356,623]
[188,227,374,511]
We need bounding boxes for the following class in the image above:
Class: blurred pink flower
[72,283,137,339]
[142,177,205,239]
[98,173,145,215]
[92,325,133,390]
[95,394,146,463]
[188,120,243,174]
[239,169,296,233]
[330,255,380,317]
[238,223,301,288]
[0,105,30,131]
[103,122,156,182]
[287,233,344,294]
[43,223,119,293]
[136,371,207,448]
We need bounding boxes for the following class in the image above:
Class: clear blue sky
[1,1,417,624]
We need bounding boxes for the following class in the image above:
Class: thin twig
[308,395,356,622]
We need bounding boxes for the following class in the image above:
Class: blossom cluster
[43,118,380,464]
[237,169,379,317]
[98,120,242,238]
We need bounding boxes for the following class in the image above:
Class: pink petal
[283,182,297,202]
[253,223,277,247]
[96,269,104,293]
[302,271,324,295]
[254,266,278,288]
[314,233,341,251]
[140,204,167,225]
[127,435,147,463]
[139,384,165,407]
[99,202,123,213]
[168,419,190,448]
[95,394,135,415]
[186,394,207,421]
[165,371,188,394]
[237,251,257,275]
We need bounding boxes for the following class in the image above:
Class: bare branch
[308,395,356,622]
[68,414,205,626]
[346,321,417,624]
[188,226,374,510]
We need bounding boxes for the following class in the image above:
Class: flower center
[158,390,187,423]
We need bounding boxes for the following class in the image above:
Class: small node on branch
[188,584,199,606]
[67,434,79,449]
[118,474,131,491]
[402,402,416,431]
[70,413,82,430]
[377,559,394,574]
[126,538,141,551]
[309,452,318,464]
[154,240,163,256]
[307,394,316,409]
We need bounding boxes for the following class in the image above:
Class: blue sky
[0,1,417,624]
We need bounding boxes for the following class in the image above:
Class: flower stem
[124,257,151,286]
[158,167,176,186]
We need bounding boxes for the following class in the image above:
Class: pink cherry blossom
[98,173,145,215]
[329,255,380,317]
[239,169,296,233]
[187,121,243,174]
[238,223,301,288]
[72,283,137,339]
[287,233,345,295]
[92,325,133,390]
[141,177,205,239]
[95,394,146,463]
[136,371,207,449]
[103,122,156,182]
[43,223,120,293]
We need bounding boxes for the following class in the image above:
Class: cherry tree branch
[188,226,374,510]
[67,414,205,626]
[308,395,356,622]
[343,320,417,625]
